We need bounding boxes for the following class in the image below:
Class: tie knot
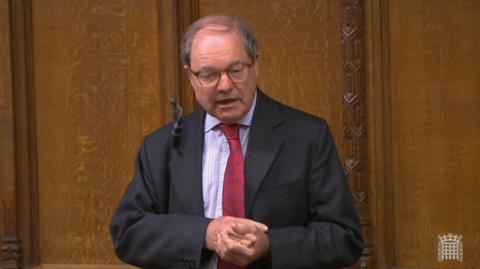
[219,123,241,140]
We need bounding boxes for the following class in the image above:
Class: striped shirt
[202,92,256,220]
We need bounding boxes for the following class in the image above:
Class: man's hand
[204,216,270,266]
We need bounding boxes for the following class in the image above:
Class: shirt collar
[204,91,257,132]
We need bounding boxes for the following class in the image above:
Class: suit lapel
[244,91,285,216]
[168,91,285,218]
[169,111,205,216]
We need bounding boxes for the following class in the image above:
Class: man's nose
[216,72,233,92]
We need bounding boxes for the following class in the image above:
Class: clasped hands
[204,216,270,266]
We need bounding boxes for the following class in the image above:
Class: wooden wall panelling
[12,0,39,265]
[364,0,394,268]
[0,0,9,260]
[157,0,199,119]
[31,0,163,266]
[1,0,38,268]
[1,0,198,267]
[158,0,179,123]
[367,1,480,269]
[0,0,21,267]
[389,1,480,268]
[175,0,199,114]
[341,0,372,268]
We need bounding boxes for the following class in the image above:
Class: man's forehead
[200,24,232,32]
[190,28,244,54]
[193,25,239,42]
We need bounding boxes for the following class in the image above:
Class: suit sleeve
[110,137,212,269]
[267,120,364,269]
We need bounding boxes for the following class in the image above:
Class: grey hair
[180,14,260,67]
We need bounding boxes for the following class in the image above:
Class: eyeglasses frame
[188,61,256,87]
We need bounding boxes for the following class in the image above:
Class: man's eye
[230,69,242,74]
[199,72,216,80]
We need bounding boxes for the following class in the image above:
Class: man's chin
[210,106,241,122]
[215,112,242,124]
[218,117,239,124]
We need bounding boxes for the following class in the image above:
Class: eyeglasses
[189,62,255,87]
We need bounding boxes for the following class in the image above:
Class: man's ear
[183,65,190,74]
[183,65,194,83]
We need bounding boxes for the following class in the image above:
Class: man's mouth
[217,98,237,105]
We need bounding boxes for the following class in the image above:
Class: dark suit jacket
[110,90,363,269]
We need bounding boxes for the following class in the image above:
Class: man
[110,14,363,269]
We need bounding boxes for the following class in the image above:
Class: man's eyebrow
[195,60,245,72]
[227,60,243,68]
[196,67,215,72]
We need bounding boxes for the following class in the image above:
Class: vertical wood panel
[158,0,199,119]
[198,0,344,153]
[32,0,163,264]
[176,0,199,114]
[157,0,178,126]
[3,0,38,267]
[389,1,480,268]
[0,0,19,267]
[364,0,394,268]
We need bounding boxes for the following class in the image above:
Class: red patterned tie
[218,123,245,269]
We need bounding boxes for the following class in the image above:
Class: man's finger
[235,218,268,232]
[217,231,253,266]
[232,221,267,235]
[227,231,256,247]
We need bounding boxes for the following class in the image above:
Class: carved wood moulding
[1,238,22,269]
[341,0,372,268]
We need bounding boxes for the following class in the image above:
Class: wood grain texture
[199,0,345,153]
[0,0,20,267]
[0,0,14,235]
[364,0,394,268]
[2,0,37,267]
[32,0,163,264]
[14,0,39,266]
[176,0,199,114]
[389,1,480,268]
[157,0,199,120]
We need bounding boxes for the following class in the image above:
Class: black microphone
[170,98,183,148]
